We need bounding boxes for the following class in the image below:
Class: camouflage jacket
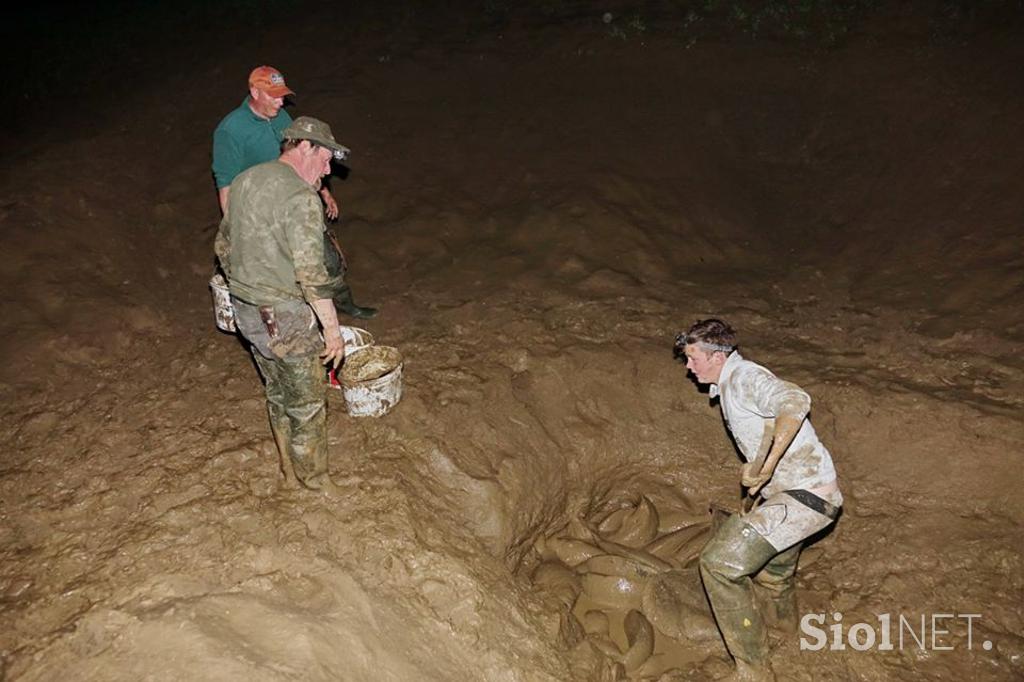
[215,161,342,306]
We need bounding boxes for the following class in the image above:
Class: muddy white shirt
[709,351,838,498]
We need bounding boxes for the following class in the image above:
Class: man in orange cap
[212,66,339,220]
[212,66,377,323]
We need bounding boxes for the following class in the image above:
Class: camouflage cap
[282,116,350,162]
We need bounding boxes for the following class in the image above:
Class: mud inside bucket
[341,345,403,417]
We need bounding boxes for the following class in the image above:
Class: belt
[783,489,841,520]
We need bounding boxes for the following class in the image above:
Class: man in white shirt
[676,319,842,681]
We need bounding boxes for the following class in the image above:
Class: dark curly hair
[673,318,737,358]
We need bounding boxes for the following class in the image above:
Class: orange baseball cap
[248,66,294,98]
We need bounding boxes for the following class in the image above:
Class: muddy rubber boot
[731,659,776,682]
[253,352,301,488]
[323,230,377,319]
[755,542,801,634]
[333,284,378,320]
[285,390,330,491]
[710,502,734,533]
[270,418,300,489]
[261,353,332,492]
[699,514,778,672]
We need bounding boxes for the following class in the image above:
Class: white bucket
[341,346,403,418]
[209,273,236,332]
[339,325,374,356]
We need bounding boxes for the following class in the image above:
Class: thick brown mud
[1,4,1022,681]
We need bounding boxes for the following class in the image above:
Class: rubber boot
[333,283,378,320]
[699,514,778,671]
[755,542,801,634]
[253,352,300,487]
[279,354,331,490]
[269,416,300,488]
[323,229,378,320]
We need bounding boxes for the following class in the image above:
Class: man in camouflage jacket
[215,117,350,492]
[212,66,376,320]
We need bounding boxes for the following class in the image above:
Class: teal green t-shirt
[211,99,293,189]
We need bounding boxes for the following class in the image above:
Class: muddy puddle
[3,4,1024,681]
[527,489,731,679]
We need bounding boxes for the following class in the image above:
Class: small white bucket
[209,273,236,332]
[341,346,403,417]
[339,325,374,356]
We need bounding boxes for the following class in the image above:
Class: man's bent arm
[286,190,345,366]
[319,187,339,221]
[744,411,804,494]
[212,126,242,213]
[218,186,231,216]
[742,371,812,493]
[214,215,232,275]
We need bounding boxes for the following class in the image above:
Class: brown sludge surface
[2,4,1023,681]
[536,494,716,676]
[341,346,402,384]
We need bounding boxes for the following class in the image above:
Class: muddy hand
[742,492,764,515]
[748,481,770,499]
[741,461,773,492]
[322,191,339,221]
[745,470,771,498]
[320,330,346,370]
[310,298,344,369]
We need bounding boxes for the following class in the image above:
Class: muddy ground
[1,2,1022,680]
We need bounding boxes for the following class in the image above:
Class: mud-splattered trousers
[698,351,842,667]
[215,161,343,490]
[233,299,331,490]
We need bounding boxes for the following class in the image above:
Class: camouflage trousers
[251,351,330,490]
[232,297,330,490]
[699,490,840,666]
